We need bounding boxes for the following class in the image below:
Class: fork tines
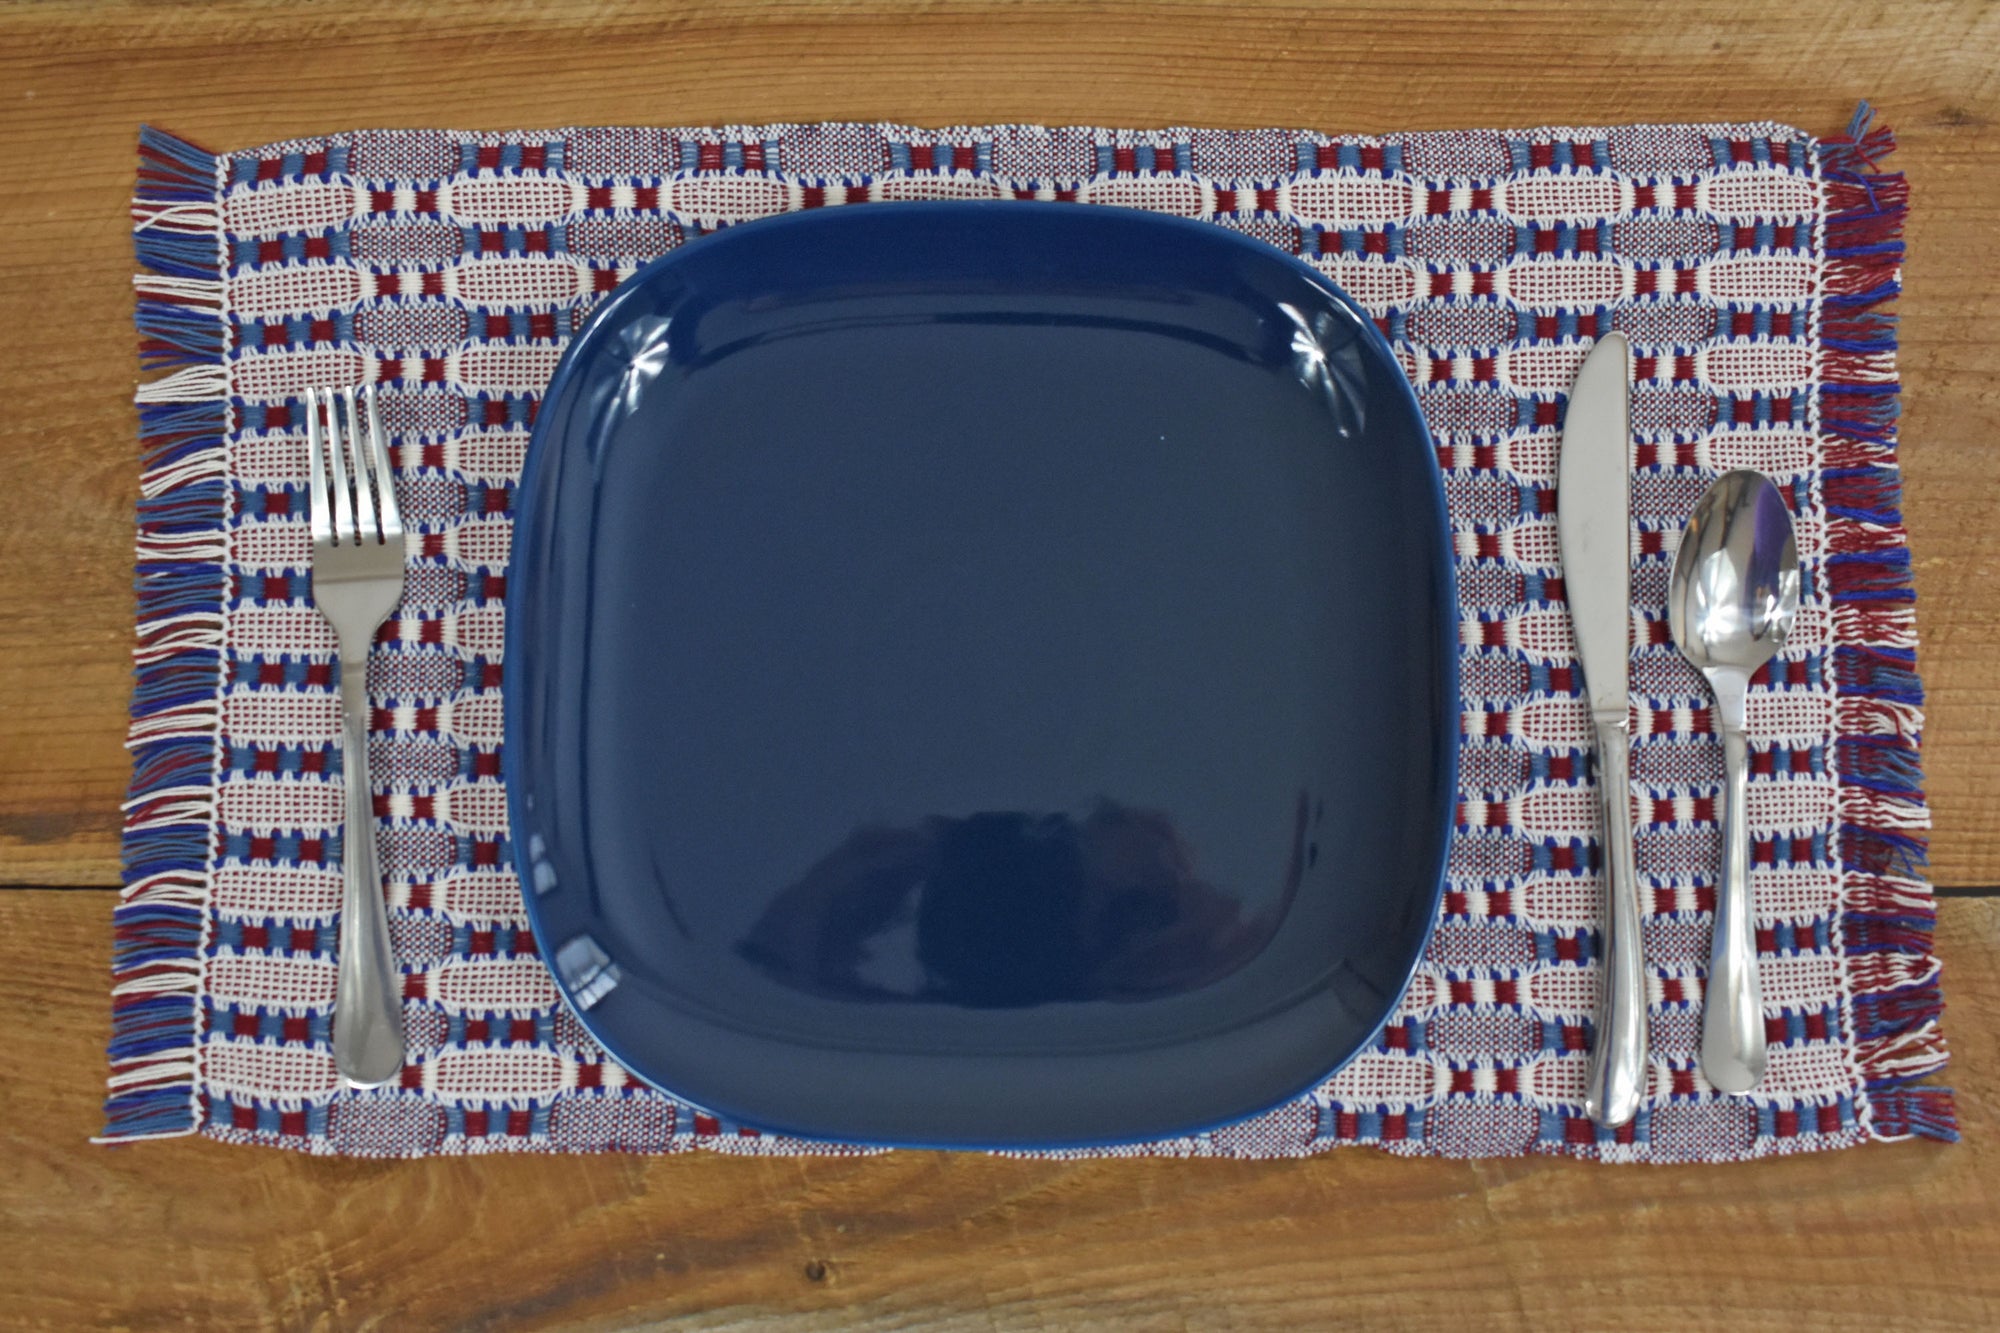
[306,385,402,547]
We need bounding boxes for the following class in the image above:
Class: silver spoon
[1667,470,1802,1093]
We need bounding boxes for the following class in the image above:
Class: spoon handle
[1703,724,1766,1092]
[1585,720,1646,1128]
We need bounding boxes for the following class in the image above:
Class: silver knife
[1557,331,1646,1129]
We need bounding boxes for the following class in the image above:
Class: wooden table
[2,2,1995,1327]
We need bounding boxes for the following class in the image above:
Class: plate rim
[503,199,1460,1149]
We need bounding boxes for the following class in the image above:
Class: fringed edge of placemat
[98,126,231,1143]
[1818,106,1956,1143]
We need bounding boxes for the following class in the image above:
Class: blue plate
[507,202,1456,1149]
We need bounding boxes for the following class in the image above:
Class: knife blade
[1556,331,1646,1129]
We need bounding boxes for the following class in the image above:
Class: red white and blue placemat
[106,110,1954,1160]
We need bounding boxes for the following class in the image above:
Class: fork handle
[333,665,406,1086]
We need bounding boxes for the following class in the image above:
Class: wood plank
[0,0,1996,885]
[0,9,1989,1326]
[0,888,1989,1329]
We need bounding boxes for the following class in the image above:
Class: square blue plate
[506,202,1457,1148]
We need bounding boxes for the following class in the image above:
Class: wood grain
[0,0,1996,884]
[0,889,1990,1331]
[0,5,1992,1329]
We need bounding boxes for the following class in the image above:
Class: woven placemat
[105,109,1953,1159]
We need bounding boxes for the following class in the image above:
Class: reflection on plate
[506,202,1457,1148]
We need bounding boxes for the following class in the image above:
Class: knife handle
[1585,720,1647,1129]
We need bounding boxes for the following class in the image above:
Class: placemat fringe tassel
[98,125,229,1145]
[1818,104,1956,1143]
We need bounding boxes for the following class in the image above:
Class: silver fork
[306,384,409,1087]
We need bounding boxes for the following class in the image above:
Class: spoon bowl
[1668,469,1802,1093]
[1669,472,1802,678]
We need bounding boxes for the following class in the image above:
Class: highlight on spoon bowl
[1668,471,1801,671]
